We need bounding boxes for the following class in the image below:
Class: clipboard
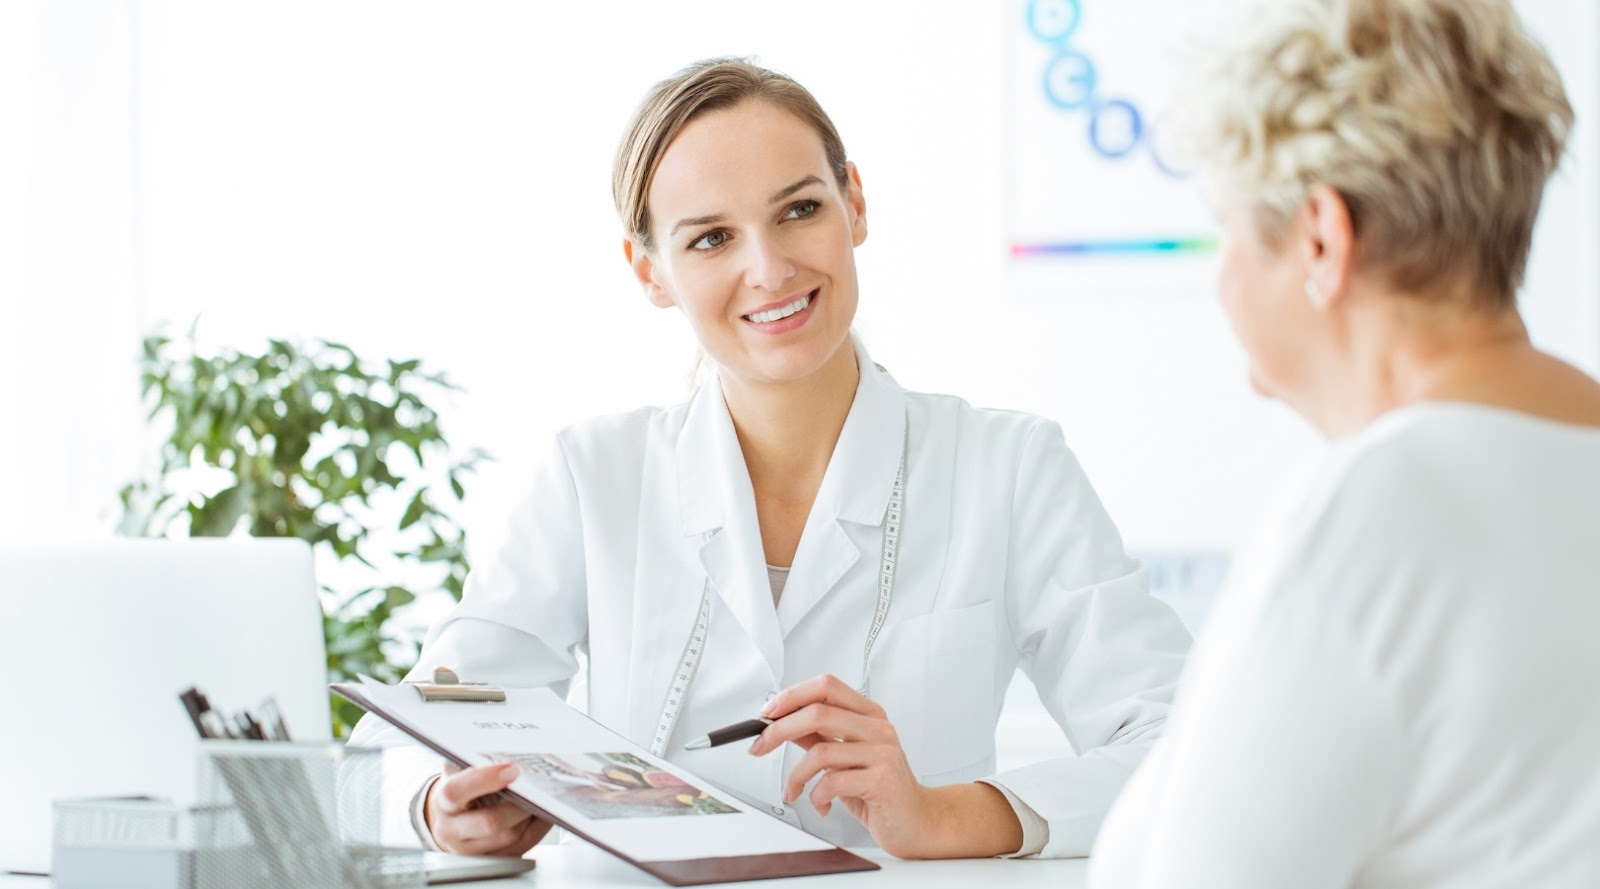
[333,679,878,886]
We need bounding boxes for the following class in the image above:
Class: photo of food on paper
[491,751,739,820]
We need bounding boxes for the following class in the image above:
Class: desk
[2,844,1090,888]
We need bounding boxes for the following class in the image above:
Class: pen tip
[684,737,710,750]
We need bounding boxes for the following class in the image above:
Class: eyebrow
[668,175,827,237]
[768,175,824,204]
[670,213,724,237]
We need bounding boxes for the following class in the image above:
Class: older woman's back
[1091,403,1600,889]
[1344,407,1600,887]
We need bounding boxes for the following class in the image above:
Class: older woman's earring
[1304,278,1323,302]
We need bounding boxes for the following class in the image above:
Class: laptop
[0,538,533,883]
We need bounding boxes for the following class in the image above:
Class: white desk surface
[3,844,1089,888]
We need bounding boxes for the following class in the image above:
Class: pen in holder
[53,743,423,889]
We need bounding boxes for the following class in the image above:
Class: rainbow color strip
[1011,238,1217,257]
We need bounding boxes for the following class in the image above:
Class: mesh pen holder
[53,743,423,889]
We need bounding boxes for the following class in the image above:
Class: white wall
[0,0,144,541]
[4,0,1597,575]
[0,6,30,357]
[1519,0,1600,374]
[120,0,1321,563]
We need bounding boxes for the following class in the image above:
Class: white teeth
[747,292,811,324]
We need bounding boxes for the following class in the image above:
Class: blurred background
[2,0,1595,759]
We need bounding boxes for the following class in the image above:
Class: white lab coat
[352,341,1191,858]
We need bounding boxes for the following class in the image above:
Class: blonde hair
[1173,0,1572,306]
[612,57,850,252]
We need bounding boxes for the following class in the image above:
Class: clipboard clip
[405,667,507,703]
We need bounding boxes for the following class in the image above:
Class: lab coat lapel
[626,452,708,744]
[776,344,908,638]
[678,375,786,685]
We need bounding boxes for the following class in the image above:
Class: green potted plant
[119,328,488,736]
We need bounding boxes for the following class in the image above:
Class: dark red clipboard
[332,683,879,886]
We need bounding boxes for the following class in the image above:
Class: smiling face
[626,99,867,387]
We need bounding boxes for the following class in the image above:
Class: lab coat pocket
[865,599,997,780]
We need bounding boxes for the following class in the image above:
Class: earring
[1304,278,1322,301]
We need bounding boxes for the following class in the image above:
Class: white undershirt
[765,564,790,605]
[1089,404,1600,888]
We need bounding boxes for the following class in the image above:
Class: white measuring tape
[650,581,713,757]
[650,425,910,757]
[861,439,904,687]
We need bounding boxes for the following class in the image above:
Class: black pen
[235,711,267,741]
[179,687,212,738]
[684,717,775,750]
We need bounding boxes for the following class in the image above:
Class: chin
[749,351,834,384]
[743,334,853,385]
[1246,368,1278,399]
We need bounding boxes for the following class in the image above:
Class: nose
[741,233,796,293]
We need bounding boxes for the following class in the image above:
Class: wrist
[914,783,1025,859]
[411,774,445,852]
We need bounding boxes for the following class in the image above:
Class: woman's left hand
[748,674,934,856]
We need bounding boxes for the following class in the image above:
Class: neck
[720,339,861,492]
[1316,293,1531,436]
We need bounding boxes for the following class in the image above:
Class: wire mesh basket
[53,743,423,889]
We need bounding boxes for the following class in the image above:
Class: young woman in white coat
[350,57,1190,861]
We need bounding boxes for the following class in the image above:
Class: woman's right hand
[423,762,551,857]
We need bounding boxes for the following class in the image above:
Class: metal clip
[405,666,507,702]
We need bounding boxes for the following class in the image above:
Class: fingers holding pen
[745,673,930,852]
[781,740,888,808]
[762,674,885,723]
[748,674,894,756]
[749,703,896,755]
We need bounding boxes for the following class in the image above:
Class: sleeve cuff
[409,774,446,852]
[979,779,1050,858]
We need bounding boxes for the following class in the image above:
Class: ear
[1301,184,1355,311]
[623,238,674,309]
[844,162,868,248]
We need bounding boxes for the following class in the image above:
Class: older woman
[1089,1,1600,887]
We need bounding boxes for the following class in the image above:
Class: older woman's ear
[1301,184,1355,311]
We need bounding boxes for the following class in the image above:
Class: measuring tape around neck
[649,425,910,757]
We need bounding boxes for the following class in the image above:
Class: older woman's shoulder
[1320,402,1598,503]
[1270,402,1591,583]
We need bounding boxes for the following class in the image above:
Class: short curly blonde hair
[1173,0,1572,306]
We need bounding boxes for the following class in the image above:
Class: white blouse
[1090,404,1600,889]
